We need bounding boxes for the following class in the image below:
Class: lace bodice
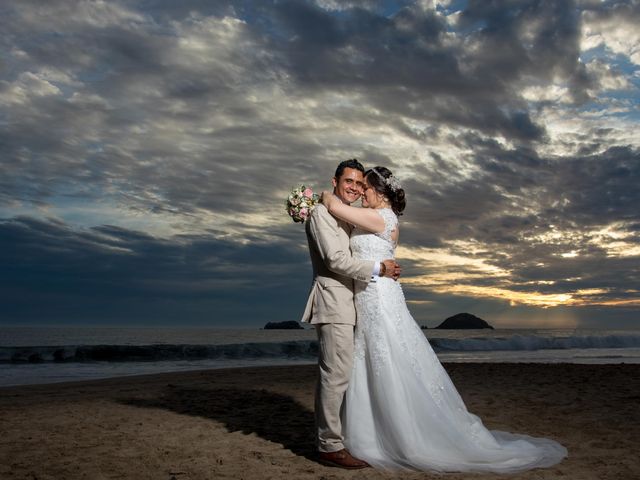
[350,208,397,262]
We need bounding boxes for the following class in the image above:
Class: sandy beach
[1,363,638,480]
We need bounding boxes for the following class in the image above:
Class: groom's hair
[335,158,365,180]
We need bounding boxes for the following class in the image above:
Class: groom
[301,159,400,469]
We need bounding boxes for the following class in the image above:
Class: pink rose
[303,188,313,198]
[300,207,309,218]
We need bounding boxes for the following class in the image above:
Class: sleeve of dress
[309,207,375,282]
[376,208,398,242]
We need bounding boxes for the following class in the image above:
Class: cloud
[0,0,638,326]
[582,0,640,65]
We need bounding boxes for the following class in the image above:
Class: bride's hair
[365,166,406,216]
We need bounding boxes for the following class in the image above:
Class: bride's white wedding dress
[343,208,567,473]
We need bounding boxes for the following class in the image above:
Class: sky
[1,0,638,329]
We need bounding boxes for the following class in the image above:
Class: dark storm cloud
[402,135,640,238]
[2,0,299,214]
[0,216,312,324]
[581,0,640,21]
[256,0,596,139]
[0,0,616,213]
[459,1,589,88]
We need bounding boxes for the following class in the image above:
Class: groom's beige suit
[302,203,375,453]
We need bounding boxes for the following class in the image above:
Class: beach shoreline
[1,363,638,479]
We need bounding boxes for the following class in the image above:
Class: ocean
[1,326,639,387]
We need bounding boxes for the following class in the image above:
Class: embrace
[301,159,567,473]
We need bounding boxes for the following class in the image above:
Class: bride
[320,166,567,473]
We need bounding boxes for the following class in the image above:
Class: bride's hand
[320,190,334,206]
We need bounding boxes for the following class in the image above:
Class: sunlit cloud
[582,5,640,65]
[404,283,640,309]
[396,244,511,277]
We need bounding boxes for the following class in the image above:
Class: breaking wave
[3,334,640,363]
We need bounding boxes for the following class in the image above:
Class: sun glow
[398,240,639,308]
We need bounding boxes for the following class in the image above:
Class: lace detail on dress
[377,208,398,244]
[350,208,397,263]
[353,283,389,373]
[351,208,401,375]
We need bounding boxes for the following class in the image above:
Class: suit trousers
[315,322,355,453]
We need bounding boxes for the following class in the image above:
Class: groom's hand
[381,259,401,281]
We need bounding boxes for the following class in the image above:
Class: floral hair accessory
[370,168,402,192]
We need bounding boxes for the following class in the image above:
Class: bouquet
[285,185,319,223]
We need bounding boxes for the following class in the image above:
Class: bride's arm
[321,191,385,233]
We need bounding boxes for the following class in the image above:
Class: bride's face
[361,177,381,208]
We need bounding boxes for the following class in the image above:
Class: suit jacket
[301,203,375,325]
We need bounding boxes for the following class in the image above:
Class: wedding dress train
[343,208,567,473]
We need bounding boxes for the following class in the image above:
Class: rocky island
[435,312,494,329]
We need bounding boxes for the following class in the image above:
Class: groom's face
[332,167,365,205]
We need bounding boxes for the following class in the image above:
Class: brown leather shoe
[317,449,369,469]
